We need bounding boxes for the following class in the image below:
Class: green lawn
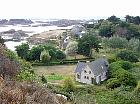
[47,74,64,81]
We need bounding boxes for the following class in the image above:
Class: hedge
[32,58,95,66]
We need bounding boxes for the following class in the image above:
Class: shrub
[115,69,137,87]
[109,62,122,77]
[109,61,137,88]
[56,50,66,60]
[102,36,128,49]
[17,69,37,82]
[119,61,132,70]
[106,78,121,89]
[107,54,116,63]
[63,77,76,93]
[117,50,139,62]
[41,75,47,83]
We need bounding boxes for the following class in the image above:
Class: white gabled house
[75,58,109,84]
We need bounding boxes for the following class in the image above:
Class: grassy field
[34,65,76,83]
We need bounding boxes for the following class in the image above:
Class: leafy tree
[29,45,44,61]
[117,50,139,62]
[15,43,30,60]
[78,33,101,57]
[65,41,78,58]
[107,15,120,24]
[49,49,57,60]
[125,15,133,23]
[40,50,51,63]
[99,25,113,37]
[127,24,140,39]
[55,50,66,60]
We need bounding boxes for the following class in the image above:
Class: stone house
[75,58,109,84]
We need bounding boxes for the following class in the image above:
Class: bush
[41,75,47,83]
[119,61,132,70]
[17,69,37,82]
[102,36,128,49]
[56,50,66,60]
[107,54,116,63]
[106,78,121,89]
[117,50,139,62]
[109,62,122,77]
[63,77,76,93]
[110,61,133,70]
[114,69,137,87]
[109,61,137,88]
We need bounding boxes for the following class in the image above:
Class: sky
[0,0,140,19]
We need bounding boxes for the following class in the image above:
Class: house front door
[91,77,96,84]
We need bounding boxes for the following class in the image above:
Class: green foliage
[4,49,18,61]
[115,69,137,87]
[17,69,36,82]
[63,77,76,93]
[78,33,101,57]
[29,45,44,61]
[127,38,140,52]
[109,61,122,77]
[55,50,66,60]
[135,81,140,92]
[96,88,138,104]
[106,78,121,89]
[107,15,120,24]
[103,36,128,49]
[47,74,64,81]
[109,61,137,88]
[41,75,47,83]
[119,61,133,70]
[129,67,140,81]
[40,50,51,63]
[117,50,139,62]
[99,25,113,37]
[128,24,140,39]
[107,54,117,63]
[65,41,78,56]
[15,43,30,60]
[18,59,32,70]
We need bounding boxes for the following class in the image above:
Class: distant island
[0,19,33,25]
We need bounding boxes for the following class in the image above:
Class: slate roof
[75,58,109,76]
